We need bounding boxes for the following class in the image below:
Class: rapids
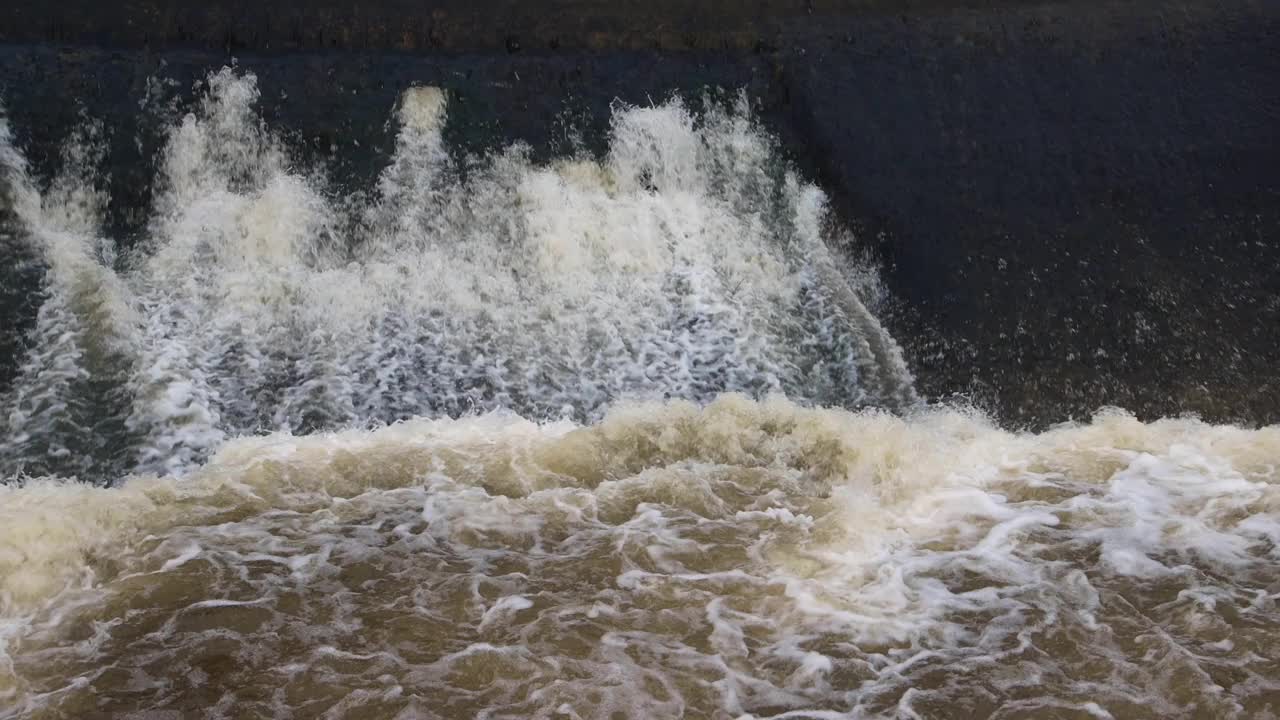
[0,69,914,482]
[2,398,1278,718]
[0,68,1277,719]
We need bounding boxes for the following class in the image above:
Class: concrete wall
[0,1,1128,52]
[1,0,1277,427]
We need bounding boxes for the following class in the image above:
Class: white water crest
[0,68,915,481]
[0,397,1278,718]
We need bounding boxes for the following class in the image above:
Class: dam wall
[1,0,1277,428]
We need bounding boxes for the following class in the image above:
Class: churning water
[0,69,1277,719]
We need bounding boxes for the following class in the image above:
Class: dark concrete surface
[1,0,1278,428]
[0,0,1182,53]
[781,2,1280,426]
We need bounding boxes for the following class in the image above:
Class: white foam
[1,68,916,481]
[4,397,1271,717]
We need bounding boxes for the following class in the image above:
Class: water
[0,69,1277,719]
[1,70,913,482]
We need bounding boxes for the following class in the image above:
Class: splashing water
[1,397,1278,718]
[0,69,914,481]
[0,69,1277,720]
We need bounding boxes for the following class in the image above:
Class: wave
[1,395,1278,718]
[0,69,915,482]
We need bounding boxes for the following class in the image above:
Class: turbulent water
[0,70,913,482]
[0,69,1278,719]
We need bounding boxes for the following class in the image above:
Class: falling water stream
[0,69,1276,719]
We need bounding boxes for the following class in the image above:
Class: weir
[2,4,1280,719]
[2,0,1278,427]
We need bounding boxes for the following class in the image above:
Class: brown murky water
[4,397,1279,719]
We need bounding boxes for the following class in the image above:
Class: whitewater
[0,69,1276,719]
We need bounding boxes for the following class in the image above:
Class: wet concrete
[780,2,1280,426]
[0,0,1277,428]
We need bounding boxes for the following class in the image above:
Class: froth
[398,86,448,132]
[0,397,1277,717]
[0,68,916,481]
